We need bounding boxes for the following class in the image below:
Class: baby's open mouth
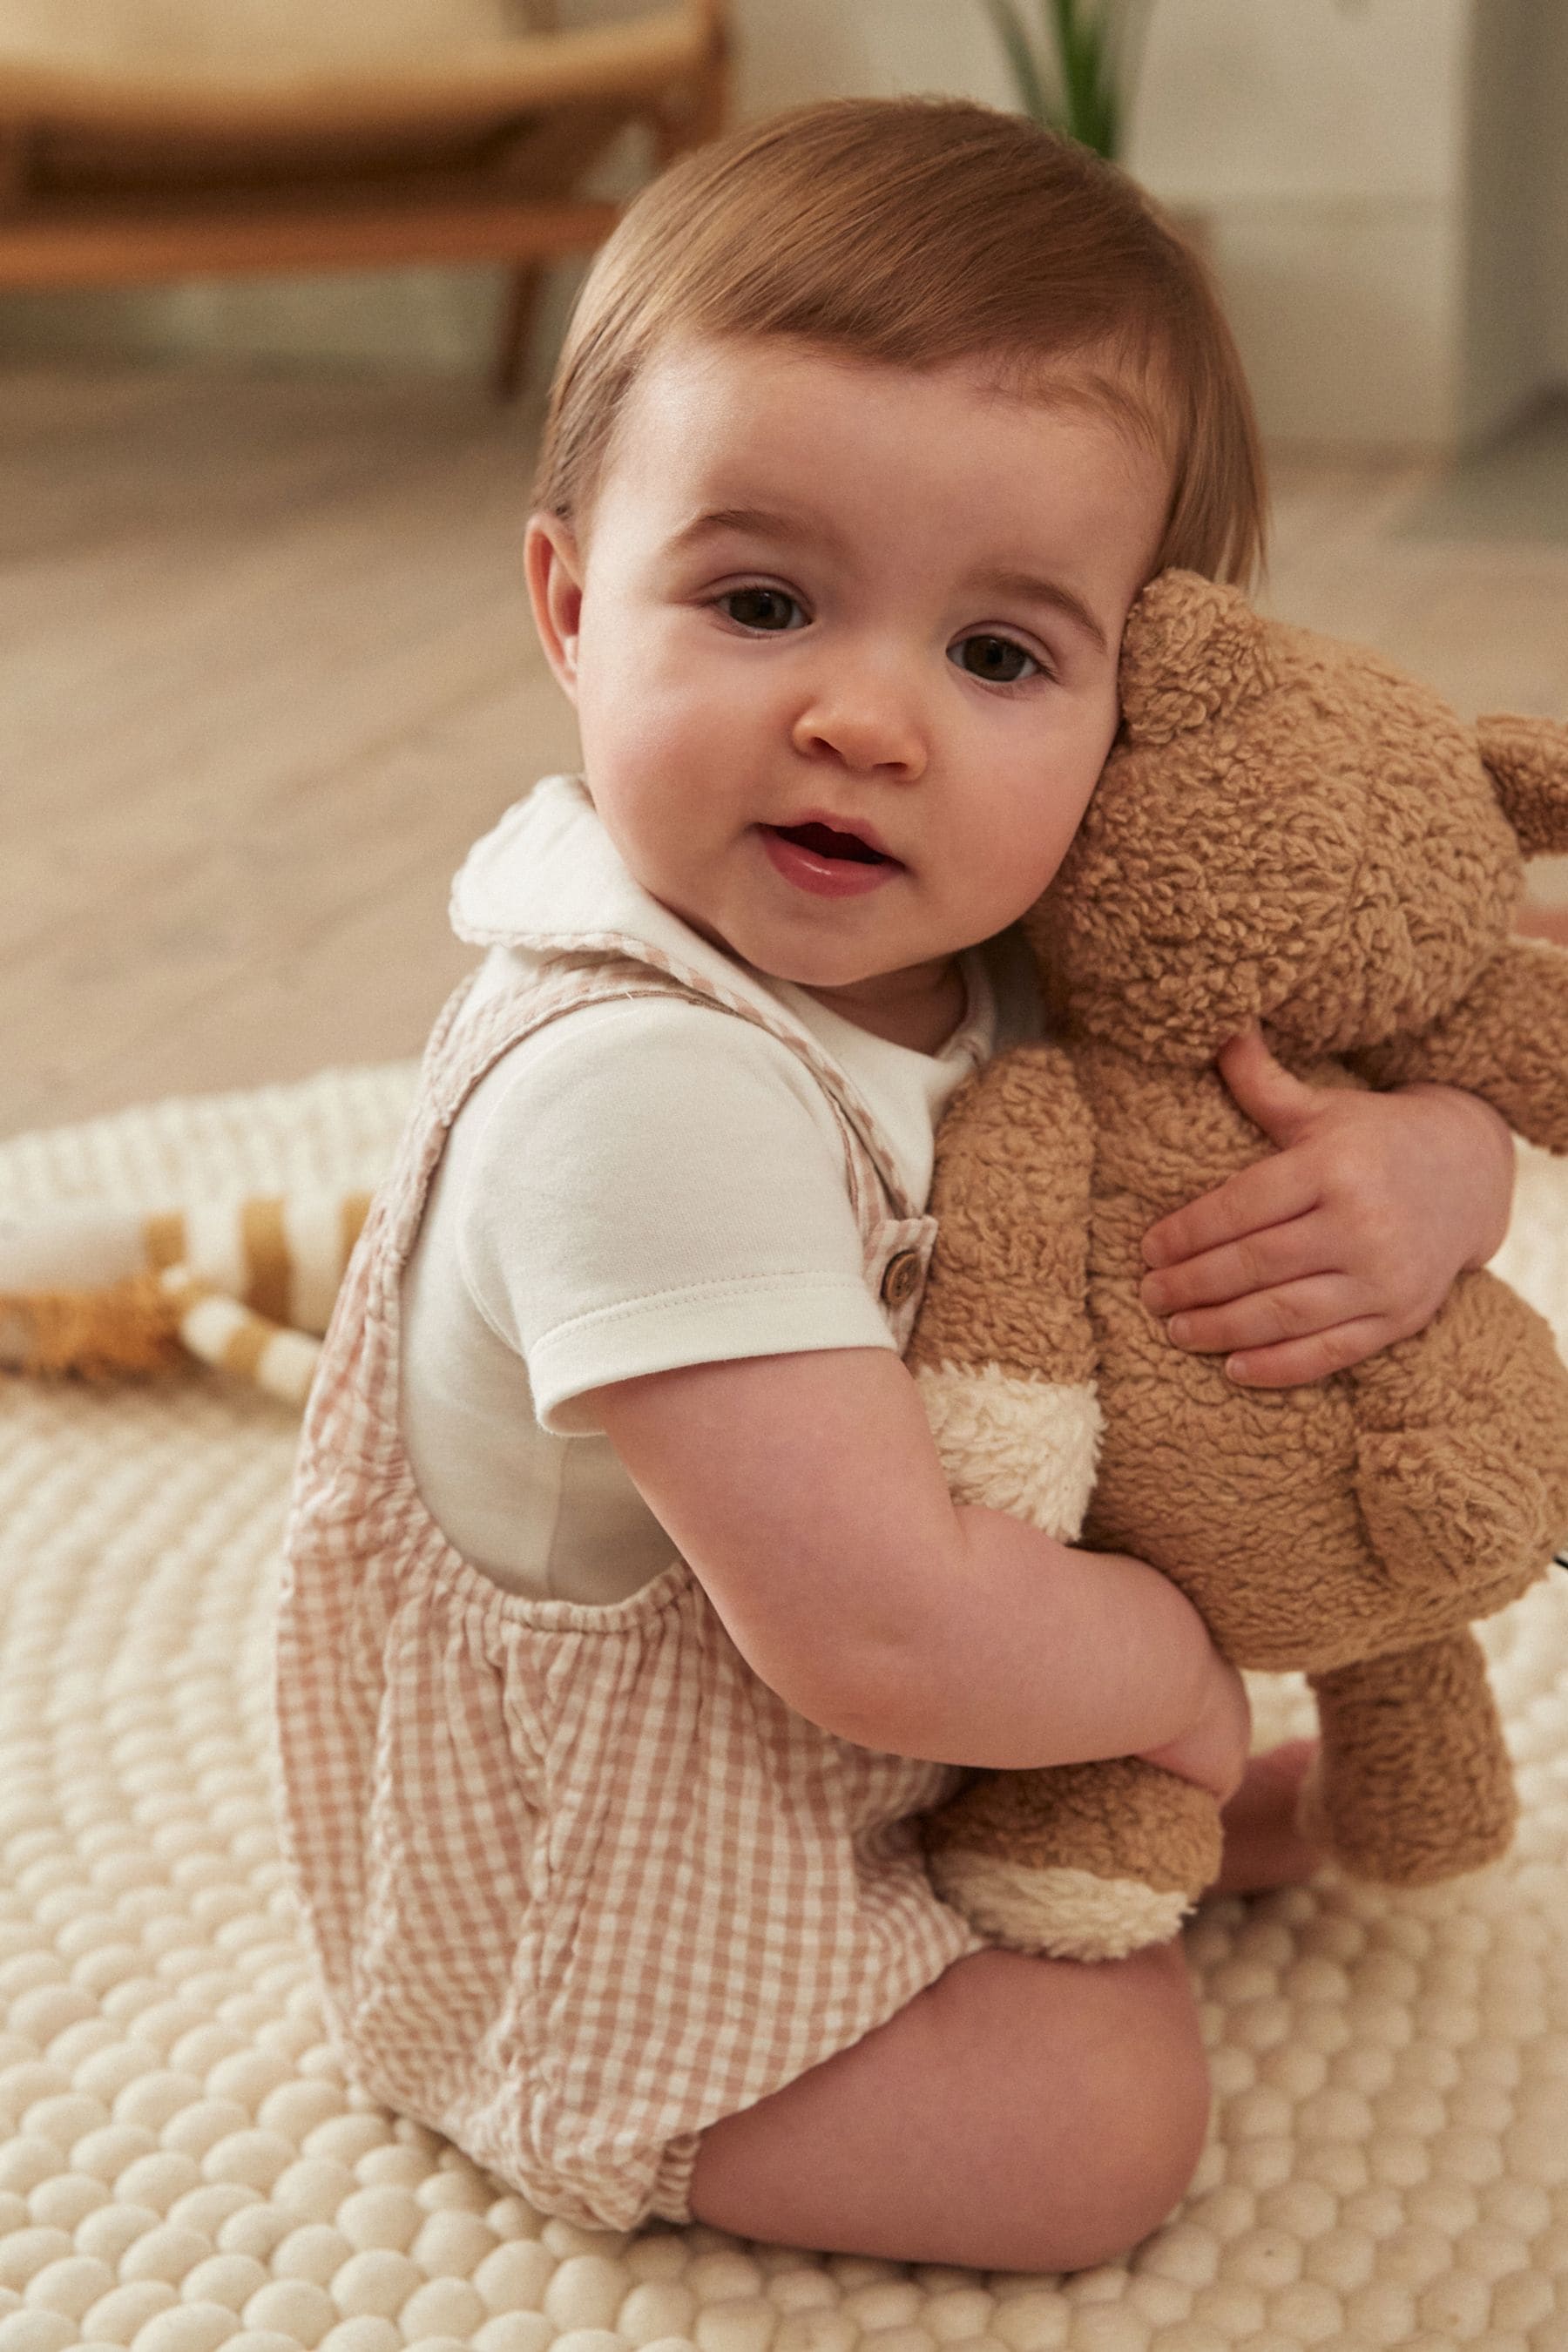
[765,821,893,866]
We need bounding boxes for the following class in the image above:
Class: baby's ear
[1117,569,1278,747]
[1477,713,1568,856]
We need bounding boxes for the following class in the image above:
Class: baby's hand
[1139,1027,1516,1387]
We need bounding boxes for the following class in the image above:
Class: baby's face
[526,335,1167,1017]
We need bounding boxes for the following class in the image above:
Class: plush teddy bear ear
[1117,569,1279,747]
[1477,713,1568,856]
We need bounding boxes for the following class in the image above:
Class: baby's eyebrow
[963,567,1108,655]
[666,503,840,556]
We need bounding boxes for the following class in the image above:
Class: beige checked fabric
[272,943,992,2234]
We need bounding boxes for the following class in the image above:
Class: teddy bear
[909,568,1568,1963]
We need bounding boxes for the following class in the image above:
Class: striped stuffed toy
[0,1189,371,1407]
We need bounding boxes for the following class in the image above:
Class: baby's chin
[659,902,902,994]
[643,866,963,1000]
[729,942,934,995]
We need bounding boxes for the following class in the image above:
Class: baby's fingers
[1225,1317,1391,1388]
[1142,1152,1316,1276]
[1166,1274,1362,1360]
[1142,1208,1324,1317]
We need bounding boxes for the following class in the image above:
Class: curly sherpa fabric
[0,1069,1566,2351]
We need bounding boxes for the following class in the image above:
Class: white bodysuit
[400,774,1041,1601]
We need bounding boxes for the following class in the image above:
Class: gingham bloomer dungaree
[273,933,991,2234]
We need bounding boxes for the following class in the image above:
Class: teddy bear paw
[927,1842,1193,1962]
[922,1755,1222,1963]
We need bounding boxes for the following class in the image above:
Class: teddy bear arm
[1348,937,1568,1153]
[909,1044,1101,1541]
[923,1756,1221,1959]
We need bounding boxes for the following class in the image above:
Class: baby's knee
[1063,1943,1211,2268]
[964,1940,1209,2273]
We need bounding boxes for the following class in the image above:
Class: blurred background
[4,0,1567,1136]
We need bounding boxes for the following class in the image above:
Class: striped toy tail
[0,1182,375,1402]
[146,1188,373,1335]
[159,1268,323,1409]
[0,1186,375,1345]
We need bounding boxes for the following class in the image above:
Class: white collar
[452,773,941,1051]
[451,771,1010,1074]
[451,774,700,962]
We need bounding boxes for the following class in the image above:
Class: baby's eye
[950,632,1040,686]
[719,587,805,632]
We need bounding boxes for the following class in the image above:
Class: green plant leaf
[982,0,1056,129]
[1050,0,1117,155]
[983,0,1143,158]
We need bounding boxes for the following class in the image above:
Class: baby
[274,99,1517,2272]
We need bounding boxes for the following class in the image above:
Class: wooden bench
[0,0,727,393]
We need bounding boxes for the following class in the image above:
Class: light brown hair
[534,97,1267,585]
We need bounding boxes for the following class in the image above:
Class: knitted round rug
[1,1068,1566,2352]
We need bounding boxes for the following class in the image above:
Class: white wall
[0,0,1553,451]
[1132,0,1472,449]
[730,0,1006,113]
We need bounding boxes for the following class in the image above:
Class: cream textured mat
[2,1065,1567,2352]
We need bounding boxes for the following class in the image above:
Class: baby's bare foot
[1210,1738,1322,1896]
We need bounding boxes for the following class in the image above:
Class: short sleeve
[453,997,896,1432]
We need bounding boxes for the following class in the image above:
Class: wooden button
[880,1249,923,1308]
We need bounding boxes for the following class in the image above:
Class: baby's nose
[791,665,928,777]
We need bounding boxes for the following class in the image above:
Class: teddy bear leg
[923,1757,1223,1962]
[1304,1629,1517,1885]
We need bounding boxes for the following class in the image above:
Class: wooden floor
[7,358,1568,1140]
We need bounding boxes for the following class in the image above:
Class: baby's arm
[1140,1027,1515,1387]
[593,1345,1248,1801]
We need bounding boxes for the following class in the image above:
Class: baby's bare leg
[687,1942,1206,2272]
